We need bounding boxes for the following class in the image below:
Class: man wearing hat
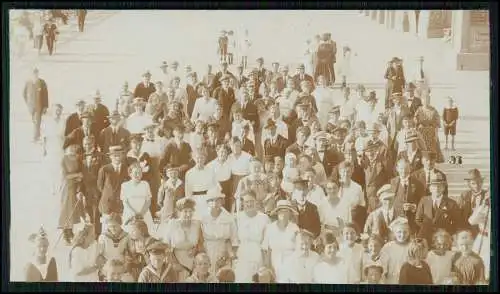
[314,131,343,178]
[98,110,131,155]
[291,178,321,239]
[364,184,397,242]
[64,99,86,136]
[97,145,130,215]
[89,90,110,135]
[233,64,248,90]
[415,171,460,244]
[386,92,410,150]
[263,119,288,159]
[390,158,425,233]
[255,57,267,88]
[412,150,447,195]
[384,57,406,109]
[275,65,291,92]
[133,71,156,102]
[42,17,58,55]
[366,122,391,167]
[137,241,177,282]
[23,67,49,142]
[314,33,336,86]
[217,30,229,63]
[201,64,216,96]
[214,61,235,90]
[159,125,193,180]
[404,83,422,118]
[396,129,423,173]
[362,139,391,213]
[213,73,236,120]
[459,168,488,234]
[64,111,98,150]
[293,64,315,92]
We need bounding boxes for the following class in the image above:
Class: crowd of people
[21,28,490,285]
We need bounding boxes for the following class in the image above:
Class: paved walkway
[8,10,491,281]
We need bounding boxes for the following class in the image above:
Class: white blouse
[206,158,233,182]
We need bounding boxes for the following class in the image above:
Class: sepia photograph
[7,8,491,285]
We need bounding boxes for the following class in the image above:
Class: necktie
[426,171,431,186]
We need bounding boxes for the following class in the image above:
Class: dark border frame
[1,1,497,292]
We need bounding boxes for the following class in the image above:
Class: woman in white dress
[120,162,154,233]
[316,181,347,240]
[312,75,334,128]
[312,231,348,283]
[303,39,315,76]
[68,222,101,282]
[277,78,300,120]
[234,191,271,282]
[261,200,300,282]
[280,230,320,283]
[125,98,154,134]
[281,153,299,195]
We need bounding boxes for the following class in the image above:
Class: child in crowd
[102,259,134,282]
[97,213,130,280]
[426,229,454,284]
[398,238,433,284]
[338,224,364,284]
[442,96,459,151]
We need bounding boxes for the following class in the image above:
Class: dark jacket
[134,82,156,102]
[23,78,48,115]
[263,135,288,159]
[97,163,130,214]
[99,126,131,154]
[415,195,460,243]
[293,201,322,239]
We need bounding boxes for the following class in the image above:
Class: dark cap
[146,241,169,254]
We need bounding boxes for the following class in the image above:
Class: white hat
[377,184,395,201]
[205,188,225,202]
[270,200,298,216]
[389,217,409,232]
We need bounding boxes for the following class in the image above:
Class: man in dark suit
[99,110,131,154]
[77,9,87,32]
[362,139,391,214]
[97,146,130,215]
[43,18,58,55]
[134,71,156,102]
[64,111,98,150]
[159,125,194,180]
[205,122,224,162]
[397,131,424,173]
[293,64,315,92]
[275,65,292,92]
[412,151,448,196]
[314,132,344,178]
[202,64,217,96]
[23,67,48,142]
[405,83,422,118]
[415,171,460,244]
[391,158,426,234]
[263,119,288,159]
[457,169,489,235]
[213,74,236,121]
[363,185,397,242]
[291,179,321,239]
[240,124,256,156]
[64,99,87,136]
[255,57,268,92]
[213,61,235,91]
[286,126,309,157]
[89,90,110,135]
[237,90,260,131]
[81,135,104,235]
[233,64,248,90]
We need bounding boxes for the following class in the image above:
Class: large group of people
[21,27,489,285]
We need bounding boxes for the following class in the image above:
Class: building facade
[361,10,490,71]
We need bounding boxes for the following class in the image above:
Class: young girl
[102,259,134,282]
[157,166,184,223]
[442,96,459,151]
[362,262,384,284]
[452,230,486,285]
[361,235,385,282]
[399,238,433,284]
[337,224,364,284]
[380,217,411,284]
[69,223,101,282]
[25,227,58,282]
[120,162,155,233]
[312,231,348,283]
[426,229,454,284]
[97,213,130,274]
[125,217,156,281]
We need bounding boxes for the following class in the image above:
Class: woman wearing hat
[25,227,58,281]
[414,91,444,163]
[191,85,218,123]
[314,33,336,86]
[57,144,86,245]
[235,159,273,213]
[147,81,168,119]
[459,169,488,232]
[233,191,271,282]
[312,75,334,127]
[125,217,156,281]
[126,98,154,135]
[68,221,101,282]
[384,57,406,109]
[200,188,238,276]
[261,199,300,281]
[160,198,203,281]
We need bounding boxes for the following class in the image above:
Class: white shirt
[228,151,253,176]
[125,112,153,134]
[337,181,365,223]
[206,158,233,182]
[185,167,219,197]
[191,97,218,122]
[338,243,364,284]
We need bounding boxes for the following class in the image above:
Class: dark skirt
[220,178,233,212]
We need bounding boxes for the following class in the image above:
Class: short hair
[342,222,359,235]
[408,238,429,261]
[316,231,339,253]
